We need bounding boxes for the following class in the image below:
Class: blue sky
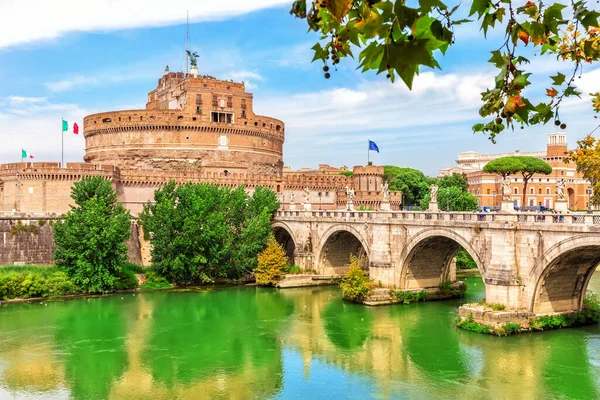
[0,0,599,176]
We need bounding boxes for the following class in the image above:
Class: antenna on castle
[185,10,189,75]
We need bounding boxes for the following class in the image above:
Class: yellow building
[439,133,592,211]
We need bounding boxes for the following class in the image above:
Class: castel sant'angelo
[0,64,401,215]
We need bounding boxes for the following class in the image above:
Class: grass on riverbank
[456,293,600,336]
[0,263,143,301]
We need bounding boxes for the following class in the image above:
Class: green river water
[1,275,600,400]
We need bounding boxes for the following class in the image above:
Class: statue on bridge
[303,187,311,204]
[556,179,566,201]
[382,182,390,201]
[501,178,511,202]
[290,192,295,204]
[430,184,438,203]
[345,185,355,201]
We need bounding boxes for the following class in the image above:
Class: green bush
[141,271,171,290]
[456,249,477,270]
[53,176,131,293]
[503,322,521,335]
[0,267,79,300]
[456,314,490,334]
[287,265,303,274]
[339,255,374,302]
[438,279,467,297]
[123,263,145,274]
[389,289,428,304]
[115,269,138,290]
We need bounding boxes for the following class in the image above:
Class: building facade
[440,133,592,211]
[0,69,401,214]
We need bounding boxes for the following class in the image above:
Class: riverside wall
[0,216,144,266]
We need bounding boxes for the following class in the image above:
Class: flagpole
[18,152,22,212]
[367,138,370,165]
[61,117,64,168]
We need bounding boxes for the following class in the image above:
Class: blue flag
[368,140,379,153]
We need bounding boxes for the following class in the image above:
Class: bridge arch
[529,235,600,314]
[272,222,297,266]
[316,225,370,275]
[399,228,485,290]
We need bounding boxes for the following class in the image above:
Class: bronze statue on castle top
[186,50,199,67]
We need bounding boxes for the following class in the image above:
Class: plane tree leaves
[291,0,600,142]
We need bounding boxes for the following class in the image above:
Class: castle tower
[547,132,567,158]
[353,165,383,192]
[83,71,284,176]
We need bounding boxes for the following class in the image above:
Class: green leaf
[488,50,505,68]
[430,19,444,40]
[311,43,326,62]
[452,19,473,25]
[473,123,485,132]
[564,86,582,98]
[394,3,419,30]
[327,0,352,22]
[514,73,531,89]
[469,0,489,17]
[550,72,566,86]
[418,0,446,11]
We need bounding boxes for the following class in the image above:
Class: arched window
[546,187,550,194]
[102,117,112,123]
[530,187,534,194]
[514,187,518,194]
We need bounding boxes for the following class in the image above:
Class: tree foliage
[564,134,600,205]
[437,172,469,192]
[483,155,551,206]
[384,166,431,206]
[254,236,289,286]
[339,255,374,302]
[290,0,600,141]
[139,182,279,285]
[53,176,131,293]
[420,185,479,211]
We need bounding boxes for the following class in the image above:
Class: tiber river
[1,275,600,399]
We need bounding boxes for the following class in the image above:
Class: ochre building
[439,132,592,211]
[0,70,400,214]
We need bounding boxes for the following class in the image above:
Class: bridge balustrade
[275,210,600,226]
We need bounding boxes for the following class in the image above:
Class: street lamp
[446,188,450,211]
[588,185,592,214]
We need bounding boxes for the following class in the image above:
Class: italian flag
[21,149,34,159]
[62,119,79,134]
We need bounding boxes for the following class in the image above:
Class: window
[530,187,534,194]
[487,189,490,194]
[212,95,217,102]
[196,106,201,114]
[196,94,202,103]
[514,187,518,194]
[241,99,246,108]
[211,111,234,124]
[561,171,564,175]
[546,187,550,194]
[539,188,542,194]
[241,110,246,118]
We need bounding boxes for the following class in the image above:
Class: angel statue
[303,187,311,204]
[501,178,511,202]
[556,179,566,201]
[290,192,295,204]
[345,185,355,200]
[186,50,199,67]
[382,182,390,201]
[430,184,438,203]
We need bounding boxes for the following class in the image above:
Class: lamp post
[446,188,450,211]
[588,185,592,214]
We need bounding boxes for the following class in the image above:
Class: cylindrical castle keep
[83,72,284,175]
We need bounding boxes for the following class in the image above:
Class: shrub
[254,236,289,286]
[456,313,490,334]
[38,220,46,226]
[438,279,467,297]
[287,265,303,274]
[53,176,131,294]
[389,289,428,304]
[123,263,145,274]
[503,322,521,335]
[115,269,138,290]
[0,267,79,300]
[339,255,374,302]
[456,249,477,269]
[141,271,171,289]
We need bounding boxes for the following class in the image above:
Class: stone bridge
[272,210,600,314]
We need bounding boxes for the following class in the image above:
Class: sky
[0,0,599,176]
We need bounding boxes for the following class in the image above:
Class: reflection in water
[0,277,599,399]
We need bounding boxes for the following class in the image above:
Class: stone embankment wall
[0,216,145,266]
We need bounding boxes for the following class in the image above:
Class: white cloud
[45,76,100,92]
[0,0,290,49]
[0,97,89,163]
